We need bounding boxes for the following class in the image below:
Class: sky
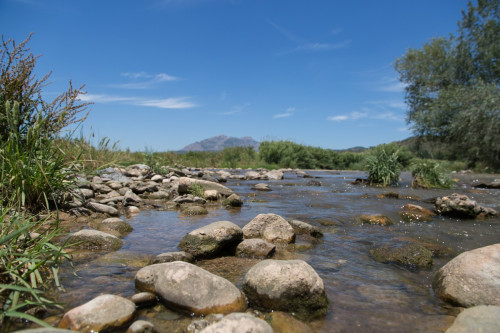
[1,0,470,151]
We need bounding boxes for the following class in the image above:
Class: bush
[366,148,401,186]
[411,159,452,188]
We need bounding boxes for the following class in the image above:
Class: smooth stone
[177,177,233,196]
[204,189,219,201]
[126,206,140,214]
[126,320,155,333]
[358,214,393,226]
[288,220,323,238]
[91,183,113,194]
[153,251,194,264]
[95,217,133,235]
[199,313,272,333]
[178,221,243,259]
[130,292,157,307]
[236,239,276,259]
[135,263,169,293]
[433,243,500,307]
[67,229,122,250]
[148,190,171,200]
[242,213,295,244]
[154,261,247,316]
[123,189,143,206]
[265,170,284,180]
[180,205,208,216]
[59,294,135,332]
[252,183,271,191]
[222,193,243,207]
[265,311,312,333]
[87,202,119,216]
[243,259,329,320]
[445,305,500,333]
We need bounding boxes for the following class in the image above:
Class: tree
[395,0,500,169]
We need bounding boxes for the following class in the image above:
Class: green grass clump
[411,159,452,188]
[366,147,401,186]
[188,183,205,198]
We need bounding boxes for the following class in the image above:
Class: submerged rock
[445,305,500,333]
[180,204,208,216]
[288,219,323,238]
[370,243,433,269]
[199,313,272,333]
[433,243,500,307]
[242,259,329,320]
[155,261,247,315]
[399,204,434,223]
[265,311,312,333]
[153,251,194,264]
[178,221,243,259]
[59,294,136,332]
[359,214,393,226]
[242,213,295,244]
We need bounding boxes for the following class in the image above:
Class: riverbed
[48,170,500,332]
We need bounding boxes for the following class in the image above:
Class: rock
[296,171,312,178]
[91,183,113,194]
[288,220,323,238]
[130,182,157,194]
[358,214,393,226]
[147,190,171,200]
[445,305,500,333]
[74,188,94,199]
[472,181,500,189]
[266,170,284,180]
[242,213,295,244]
[180,204,208,216]
[154,261,246,315]
[370,243,433,269]
[95,217,133,236]
[178,221,243,259]
[130,292,157,307]
[265,311,312,333]
[97,167,133,183]
[243,259,329,320]
[68,229,123,251]
[399,204,434,222]
[200,313,272,333]
[236,239,276,258]
[177,177,233,196]
[123,190,143,206]
[153,251,194,264]
[135,263,168,293]
[433,243,500,307]
[87,202,119,216]
[151,174,164,182]
[172,194,195,204]
[252,183,271,191]
[204,189,219,201]
[222,193,243,207]
[59,294,136,332]
[126,320,155,333]
[107,181,124,190]
[246,171,266,180]
[126,206,140,214]
[435,193,497,219]
[306,180,322,186]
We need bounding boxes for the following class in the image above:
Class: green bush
[366,148,401,186]
[411,159,452,188]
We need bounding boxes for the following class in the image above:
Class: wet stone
[370,243,433,270]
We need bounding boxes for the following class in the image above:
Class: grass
[365,148,401,186]
[411,159,452,188]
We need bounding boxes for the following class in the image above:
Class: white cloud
[287,107,296,112]
[78,93,196,109]
[327,115,349,121]
[327,109,403,122]
[273,112,293,119]
[220,103,251,116]
[114,72,179,89]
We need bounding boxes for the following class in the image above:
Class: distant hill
[178,135,259,152]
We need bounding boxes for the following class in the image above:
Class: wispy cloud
[112,72,179,89]
[220,103,251,116]
[267,19,349,55]
[273,112,293,119]
[78,93,197,110]
[377,76,407,93]
[327,109,402,122]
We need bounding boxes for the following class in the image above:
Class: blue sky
[1,0,469,151]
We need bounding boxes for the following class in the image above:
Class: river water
[48,170,500,332]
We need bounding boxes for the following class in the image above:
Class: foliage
[188,183,205,198]
[0,209,71,329]
[367,143,414,169]
[411,159,452,188]
[394,0,500,170]
[365,147,401,186]
[0,34,89,142]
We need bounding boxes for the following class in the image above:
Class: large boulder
[135,263,168,293]
[242,214,295,244]
[178,221,243,259]
[242,259,329,320]
[67,229,122,251]
[200,313,272,333]
[445,305,500,333]
[370,243,433,269]
[154,261,247,315]
[435,193,497,219]
[177,177,233,196]
[265,170,284,180]
[59,294,136,332]
[433,243,500,307]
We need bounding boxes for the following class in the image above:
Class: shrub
[366,148,401,186]
[411,159,452,188]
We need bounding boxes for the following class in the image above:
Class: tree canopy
[395,0,500,170]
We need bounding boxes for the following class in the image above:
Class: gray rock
[306,180,322,186]
[204,189,219,201]
[135,263,168,293]
[252,183,271,191]
[245,171,266,180]
[179,221,243,259]
[200,313,272,333]
[222,193,243,207]
[236,239,276,258]
[433,243,500,307]
[445,305,500,333]
[107,181,124,190]
[126,320,155,333]
[91,183,113,194]
[98,167,133,183]
[59,294,135,332]
[243,259,329,320]
[265,170,284,180]
[178,177,233,196]
[123,190,143,206]
[68,229,123,250]
[288,220,323,238]
[180,205,208,216]
[150,174,164,182]
[130,292,157,307]
[154,261,247,315]
[435,193,497,219]
[153,251,194,264]
[148,190,171,200]
[96,217,133,236]
[74,188,94,199]
[370,243,433,269]
[242,213,295,244]
[130,182,157,194]
[172,194,195,204]
[87,202,119,216]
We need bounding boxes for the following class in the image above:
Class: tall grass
[366,147,401,186]
[411,159,452,188]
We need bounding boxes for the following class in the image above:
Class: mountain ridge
[177,135,260,152]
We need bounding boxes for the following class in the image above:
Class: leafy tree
[394,0,500,170]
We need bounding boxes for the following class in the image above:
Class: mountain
[177,135,259,152]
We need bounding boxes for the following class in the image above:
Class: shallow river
[48,171,500,332]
